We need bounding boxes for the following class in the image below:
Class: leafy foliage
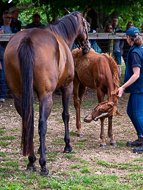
[2,0,143,29]
[118,3,143,31]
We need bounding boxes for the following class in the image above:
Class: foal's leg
[73,74,86,137]
[100,118,106,148]
[14,97,37,171]
[97,88,106,148]
[108,116,116,146]
[61,82,73,153]
[38,93,53,176]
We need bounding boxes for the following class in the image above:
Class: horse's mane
[45,11,80,42]
[103,53,120,94]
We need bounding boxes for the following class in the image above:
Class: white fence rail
[1,32,143,42]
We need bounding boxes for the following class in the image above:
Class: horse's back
[72,48,110,88]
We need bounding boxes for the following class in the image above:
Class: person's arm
[117,67,140,97]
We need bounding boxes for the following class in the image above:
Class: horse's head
[65,6,91,53]
[84,101,123,123]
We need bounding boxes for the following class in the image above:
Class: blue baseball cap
[124,27,140,37]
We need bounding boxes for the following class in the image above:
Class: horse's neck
[106,91,118,105]
[67,40,75,50]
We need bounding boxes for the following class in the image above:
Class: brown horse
[72,48,122,148]
[4,10,90,176]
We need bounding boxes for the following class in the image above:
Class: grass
[121,62,126,85]
[0,129,6,135]
[52,138,64,145]
[0,135,15,140]
[0,171,134,190]
[47,152,59,162]
[0,141,10,146]
[81,100,94,109]
[69,131,77,136]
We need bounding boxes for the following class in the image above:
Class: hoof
[27,164,37,171]
[64,146,74,153]
[77,131,84,137]
[100,144,106,148]
[40,166,51,176]
[40,171,51,176]
[110,142,117,146]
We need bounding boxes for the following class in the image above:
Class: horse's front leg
[100,118,106,148]
[61,82,73,153]
[38,93,53,176]
[108,116,116,146]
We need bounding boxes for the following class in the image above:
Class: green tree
[2,0,143,30]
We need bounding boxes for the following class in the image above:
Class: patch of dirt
[0,88,142,177]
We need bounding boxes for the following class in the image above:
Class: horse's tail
[18,37,35,156]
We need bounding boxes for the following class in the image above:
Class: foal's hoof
[77,131,84,137]
[100,144,106,148]
[110,142,117,146]
[27,164,37,171]
[40,166,51,176]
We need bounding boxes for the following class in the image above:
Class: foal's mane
[103,53,120,94]
[45,11,80,42]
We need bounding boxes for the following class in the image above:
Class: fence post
[108,39,113,56]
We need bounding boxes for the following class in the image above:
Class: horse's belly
[75,61,96,89]
[57,43,74,87]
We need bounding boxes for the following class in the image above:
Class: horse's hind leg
[38,93,53,176]
[61,82,74,153]
[14,97,37,171]
[108,116,116,146]
[73,73,86,137]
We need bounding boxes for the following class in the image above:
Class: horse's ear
[64,8,70,14]
[83,6,88,17]
[116,109,123,116]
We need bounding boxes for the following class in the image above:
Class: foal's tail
[103,53,120,92]
[18,37,35,156]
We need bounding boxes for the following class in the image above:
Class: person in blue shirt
[25,14,45,29]
[0,10,18,102]
[117,27,143,154]
[9,6,21,32]
[112,16,124,77]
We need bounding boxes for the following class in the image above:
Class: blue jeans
[0,59,6,99]
[113,52,121,65]
[127,93,143,137]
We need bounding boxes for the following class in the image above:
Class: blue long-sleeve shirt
[113,26,124,54]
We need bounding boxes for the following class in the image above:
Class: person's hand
[0,28,4,34]
[117,86,124,97]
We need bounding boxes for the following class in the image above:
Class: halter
[92,101,117,121]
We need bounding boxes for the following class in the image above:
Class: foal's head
[84,101,122,123]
